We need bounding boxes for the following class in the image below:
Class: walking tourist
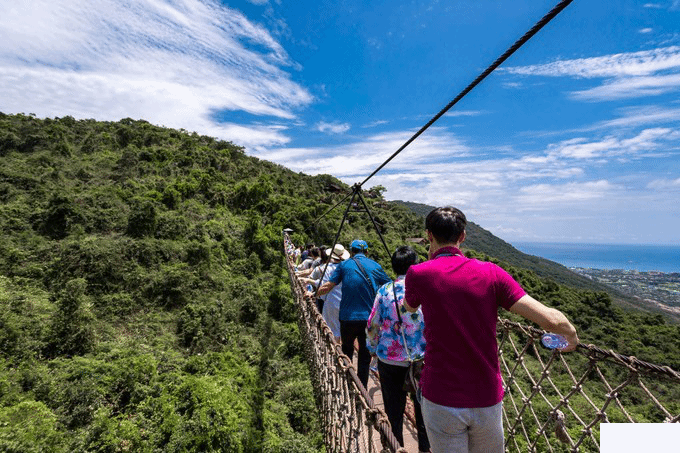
[317,239,391,387]
[404,207,579,453]
[367,245,430,452]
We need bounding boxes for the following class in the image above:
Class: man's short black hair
[425,207,467,244]
[391,245,418,275]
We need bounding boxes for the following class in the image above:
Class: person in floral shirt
[366,245,430,453]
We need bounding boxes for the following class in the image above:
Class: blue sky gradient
[1,0,679,244]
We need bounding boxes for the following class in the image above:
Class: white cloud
[647,177,680,190]
[515,180,617,207]
[0,0,312,148]
[444,110,485,118]
[502,47,680,101]
[504,47,680,79]
[316,121,351,134]
[362,120,389,128]
[547,128,678,160]
[253,121,680,243]
[639,28,653,34]
[643,3,663,8]
[571,73,680,101]
[591,105,680,130]
[254,127,474,179]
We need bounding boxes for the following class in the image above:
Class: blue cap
[350,239,368,251]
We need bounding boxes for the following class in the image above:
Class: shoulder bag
[392,282,423,394]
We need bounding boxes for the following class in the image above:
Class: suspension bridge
[281,1,679,450]
[284,232,680,452]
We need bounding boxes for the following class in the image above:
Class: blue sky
[1,0,679,245]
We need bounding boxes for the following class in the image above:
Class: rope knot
[551,409,572,444]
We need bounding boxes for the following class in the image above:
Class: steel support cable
[304,190,354,233]
[358,0,575,188]
[310,188,359,301]
[355,187,393,260]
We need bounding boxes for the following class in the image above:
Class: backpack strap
[351,256,377,297]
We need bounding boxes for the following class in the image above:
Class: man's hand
[317,281,336,297]
[510,295,579,352]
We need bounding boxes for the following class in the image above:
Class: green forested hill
[0,113,678,451]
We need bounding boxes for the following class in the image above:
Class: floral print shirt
[366,275,426,363]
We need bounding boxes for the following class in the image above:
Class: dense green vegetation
[0,113,677,451]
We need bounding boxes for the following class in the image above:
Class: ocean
[513,242,680,274]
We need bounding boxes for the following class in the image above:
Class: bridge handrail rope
[284,232,406,453]
[496,319,680,452]
[284,233,680,452]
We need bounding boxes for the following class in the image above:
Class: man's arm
[316,281,336,297]
[509,295,579,352]
[296,267,315,277]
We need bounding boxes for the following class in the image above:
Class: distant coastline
[514,242,680,274]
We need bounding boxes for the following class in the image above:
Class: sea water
[514,242,680,274]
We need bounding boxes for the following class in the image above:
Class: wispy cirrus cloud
[444,110,485,118]
[515,180,618,207]
[571,73,680,101]
[546,128,679,160]
[648,177,680,190]
[0,0,312,148]
[589,105,680,130]
[316,121,351,134]
[362,120,390,128]
[253,127,472,179]
[502,46,680,100]
[504,47,680,79]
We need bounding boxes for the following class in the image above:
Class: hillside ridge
[1,113,678,451]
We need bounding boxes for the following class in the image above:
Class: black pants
[378,360,430,452]
[340,320,371,388]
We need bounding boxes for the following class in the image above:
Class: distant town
[571,268,680,319]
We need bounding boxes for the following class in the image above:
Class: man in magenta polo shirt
[404,207,578,453]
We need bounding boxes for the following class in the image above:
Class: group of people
[290,206,579,453]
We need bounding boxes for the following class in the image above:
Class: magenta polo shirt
[405,246,526,408]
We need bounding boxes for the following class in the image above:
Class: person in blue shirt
[317,239,391,387]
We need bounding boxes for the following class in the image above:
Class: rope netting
[284,233,680,453]
[284,233,406,453]
[498,319,680,452]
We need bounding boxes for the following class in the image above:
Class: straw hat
[330,244,350,261]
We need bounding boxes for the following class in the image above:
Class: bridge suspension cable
[358,0,575,188]
[302,0,577,234]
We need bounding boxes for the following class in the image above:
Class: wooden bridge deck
[354,353,424,452]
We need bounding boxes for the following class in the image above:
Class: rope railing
[497,319,680,452]
[284,233,680,452]
[284,233,406,453]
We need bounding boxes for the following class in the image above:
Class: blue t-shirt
[329,254,391,321]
